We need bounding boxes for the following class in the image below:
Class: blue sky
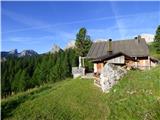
[1,1,160,53]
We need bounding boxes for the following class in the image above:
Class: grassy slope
[2,66,160,120]
[148,42,160,60]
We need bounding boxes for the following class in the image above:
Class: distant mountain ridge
[1,44,64,60]
[1,49,38,60]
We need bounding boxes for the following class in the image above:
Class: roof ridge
[94,39,136,43]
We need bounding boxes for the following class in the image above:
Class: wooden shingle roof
[91,52,136,62]
[87,38,149,59]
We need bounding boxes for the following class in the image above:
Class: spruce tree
[11,70,23,92]
[62,52,71,78]
[32,64,42,86]
[154,25,160,53]
[154,25,160,42]
[75,28,92,57]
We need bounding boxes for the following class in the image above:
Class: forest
[1,48,79,98]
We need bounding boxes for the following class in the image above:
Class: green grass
[2,66,160,120]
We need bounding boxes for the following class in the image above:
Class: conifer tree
[12,70,23,92]
[32,64,42,86]
[62,52,71,78]
[75,28,92,57]
[154,25,160,53]
[154,25,160,42]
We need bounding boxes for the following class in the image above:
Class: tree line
[1,48,79,98]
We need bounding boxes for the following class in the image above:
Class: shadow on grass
[1,86,53,119]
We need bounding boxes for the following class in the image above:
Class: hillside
[2,66,160,120]
[148,42,160,60]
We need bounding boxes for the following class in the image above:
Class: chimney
[107,39,112,55]
[135,35,141,44]
[134,37,137,39]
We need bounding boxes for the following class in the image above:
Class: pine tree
[19,70,29,91]
[62,52,71,78]
[68,48,78,67]
[154,25,160,53]
[11,70,23,92]
[154,25,160,42]
[75,28,92,57]
[1,69,11,97]
[48,54,57,82]
[56,51,63,80]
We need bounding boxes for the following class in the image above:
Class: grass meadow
[1,66,160,120]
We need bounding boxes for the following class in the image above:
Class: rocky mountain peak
[18,50,38,57]
[9,49,18,55]
[50,44,61,53]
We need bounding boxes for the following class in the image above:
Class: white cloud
[2,9,55,34]
[3,35,54,44]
